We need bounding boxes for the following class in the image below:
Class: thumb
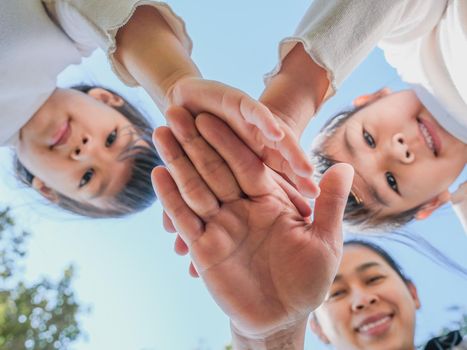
[312,163,354,244]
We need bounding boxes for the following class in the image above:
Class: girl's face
[16,88,143,208]
[325,90,467,218]
[312,245,420,350]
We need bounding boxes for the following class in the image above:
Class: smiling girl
[1,0,293,217]
[259,0,467,231]
[311,89,467,230]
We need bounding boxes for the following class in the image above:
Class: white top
[267,0,467,144]
[0,0,191,146]
[266,0,466,231]
[265,0,467,233]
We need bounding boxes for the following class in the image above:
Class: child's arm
[259,0,414,137]
[48,1,317,196]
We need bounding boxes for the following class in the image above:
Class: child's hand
[165,77,319,197]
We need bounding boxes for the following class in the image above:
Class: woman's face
[312,245,420,350]
[16,88,143,208]
[324,90,467,218]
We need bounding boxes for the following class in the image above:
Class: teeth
[419,122,435,152]
[358,316,391,332]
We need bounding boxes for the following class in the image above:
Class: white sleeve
[43,0,192,86]
[265,0,444,98]
[451,182,467,235]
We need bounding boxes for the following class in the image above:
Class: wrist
[230,318,308,350]
[260,42,329,137]
[115,5,200,111]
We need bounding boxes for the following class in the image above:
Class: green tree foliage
[0,207,84,350]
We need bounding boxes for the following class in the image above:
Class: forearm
[115,5,201,111]
[260,42,329,137]
[230,319,308,350]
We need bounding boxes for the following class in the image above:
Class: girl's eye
[105,129,118,147]
[363,129,376,148]
[79,169,94,188]
[385,172,399,194]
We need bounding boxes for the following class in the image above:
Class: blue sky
[0,1,466,349]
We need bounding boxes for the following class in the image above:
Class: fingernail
[302,182,320,198]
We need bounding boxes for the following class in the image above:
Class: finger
[171,79,284,141]
[166,106,243,202]
[261,146,318,197]
[174,234,189,255]
[270,170,312,218]
[312,163,354,247]
[151,165,204,245]
[257,128,314,179]
[153,126,220,220]
[195,113,274,197]
[189,262,199,278]
[162,211,176,233]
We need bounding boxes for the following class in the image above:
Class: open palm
[152,107,353,337]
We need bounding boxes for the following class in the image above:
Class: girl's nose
[70,136,90,160]
[391,133,414,164]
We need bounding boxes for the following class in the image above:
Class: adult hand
[166,77,319,197]
[152,106,354,341]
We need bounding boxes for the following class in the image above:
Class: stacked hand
[166,77,319,197]
[152,106,353,344]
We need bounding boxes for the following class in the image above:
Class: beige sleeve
[43,0,192,86]
[265,0,405,99]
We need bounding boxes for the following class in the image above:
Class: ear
[31,177,59,203]
[414,190,450,220]
[87,87,125,107]
[353,88,392,107]
[310,317,331,344]
[407,282,421,310]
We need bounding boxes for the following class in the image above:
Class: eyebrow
[87,129,138,200]
[118,129,142,161]
[366,178,390,207]
[91,177,110,199]
[343,126,356,157]
[333,262,382,283]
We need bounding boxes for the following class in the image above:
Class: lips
[50,121,71,148]
[417,117,442,156]
[355,313,394,336]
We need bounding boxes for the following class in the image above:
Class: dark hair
[343,239,411,284]
[14,85,162,218]
[310,107,425,232]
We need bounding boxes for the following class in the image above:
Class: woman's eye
[329,289,346,300]
[105,129,118,147]
[385,172,399,194]
[79,169,94,188]
[363,130,376,148]
[367,275,384,284]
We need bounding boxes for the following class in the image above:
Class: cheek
[408,160,458,191]
[16,144,63,179]
[320,305,353,339]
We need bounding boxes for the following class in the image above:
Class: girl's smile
[16,88,147,207]
[324,90,467,219]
